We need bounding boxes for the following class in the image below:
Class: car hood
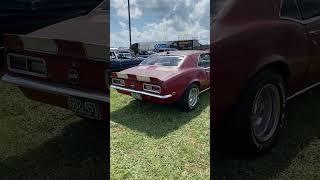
[119,65,181,82]
[27,11,107,45]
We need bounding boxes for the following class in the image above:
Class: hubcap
[188,87,199,108]
[251,84,281,143]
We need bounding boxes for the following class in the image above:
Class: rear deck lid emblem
[68,68,79,84]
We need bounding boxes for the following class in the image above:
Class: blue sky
[110,0,210,48]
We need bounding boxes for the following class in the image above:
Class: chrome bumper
[111,85,173,99]
[1,73,109,103]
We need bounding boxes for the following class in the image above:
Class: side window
[198,53,210,69]
[281,0,301,20]
[299,0,320,19]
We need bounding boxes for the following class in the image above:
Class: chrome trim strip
[200,87,210,94]
[287,81,320,100]
[1,73,109,103]
[111,85,172,99]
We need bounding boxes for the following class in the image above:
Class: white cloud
[119,21,127,29]
[110,0,143,19]
[111,0,210,47]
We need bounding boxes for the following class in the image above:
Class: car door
[198,53,210,90]
[298,0,320,83]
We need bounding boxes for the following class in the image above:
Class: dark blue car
[110,48,144,72]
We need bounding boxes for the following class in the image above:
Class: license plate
[67,97,101,120]
[131,92,142,100]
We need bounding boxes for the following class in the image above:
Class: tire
[179,83,200,111]
[222,70,286,156]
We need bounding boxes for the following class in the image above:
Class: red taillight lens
[112,78,125,86]
[143,83,161,94]
[8,54,47,77]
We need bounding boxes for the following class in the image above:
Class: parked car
[213,0,320,154]
[111,50,210,111]
[136,50,155,58]
[110,48,144,72]
[155,47,178,53]
[1,1,108,120]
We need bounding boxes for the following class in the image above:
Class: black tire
[179,83,200,111]
[221,70,286,156]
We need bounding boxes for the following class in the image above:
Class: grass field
[2,63,320,179]
[110,89,211,179]
[215,86,320,180]
[0,79,107,179]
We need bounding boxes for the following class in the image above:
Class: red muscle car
[213,0,320,154]
[1,1,108,120]
[111,50,210,111]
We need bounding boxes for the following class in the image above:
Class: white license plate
[131,92,142,100]
[67,97,101,120]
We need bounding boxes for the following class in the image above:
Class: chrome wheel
[251,84,281,143]
[188,87,199,108]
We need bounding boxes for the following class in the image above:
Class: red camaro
[213,0,320,154]
[111,50,210,111]
[1,1,108,120]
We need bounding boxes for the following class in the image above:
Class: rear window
[298,0,320,19]
[140,55,184,67]
[281,0,301,20]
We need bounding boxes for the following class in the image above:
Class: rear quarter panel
[212,19,310,126]
[164,68,206,101]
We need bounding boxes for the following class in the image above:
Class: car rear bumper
[1,73,109,103]
[111,85,172,99]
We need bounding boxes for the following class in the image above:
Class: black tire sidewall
[180,83,200,111]
[230,70,286,155]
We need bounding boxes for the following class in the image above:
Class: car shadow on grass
[0,119,108,179]
[215,86,320,180]
[111,92,210,138]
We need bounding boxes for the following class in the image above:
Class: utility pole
[127,0,132,48]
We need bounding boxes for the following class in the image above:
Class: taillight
[27,58,46,74]
[112,78,125,86]
[143,83,161,94]
[8,53,47,77]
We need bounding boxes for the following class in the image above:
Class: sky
[110,0,210,48]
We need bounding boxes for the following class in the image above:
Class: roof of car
[157,50,208,56]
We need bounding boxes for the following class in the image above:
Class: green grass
[215,86,320,180]
[0,80,107,179]
[110,89,210,179]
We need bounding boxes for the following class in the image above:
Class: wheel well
[257,62,290,86]
[191,81,200,88]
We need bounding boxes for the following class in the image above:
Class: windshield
[140,55,184,67]
[118,52,132,59]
